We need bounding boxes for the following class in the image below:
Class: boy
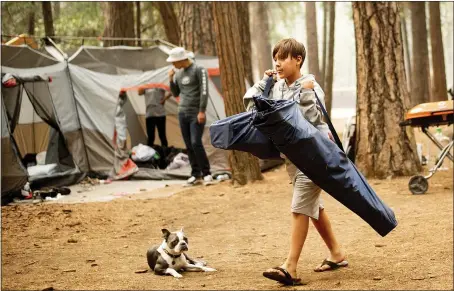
[167,47,213,185]
[243,38,347,285]
[138,87,169,148]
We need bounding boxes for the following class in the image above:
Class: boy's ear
[296,55,303,67]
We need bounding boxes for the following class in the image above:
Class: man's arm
[197,66,209,113]
[169,69,180,97]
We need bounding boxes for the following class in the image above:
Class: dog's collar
[163,248,181,259]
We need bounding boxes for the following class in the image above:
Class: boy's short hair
[272,38,306,68]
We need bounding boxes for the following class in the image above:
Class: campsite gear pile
[399,100,453,194]
[210,77,398,237]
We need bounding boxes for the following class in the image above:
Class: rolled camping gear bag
[209,76,281,160]
[251,88,397,237]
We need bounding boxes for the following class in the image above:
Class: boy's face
[274,54,302,79]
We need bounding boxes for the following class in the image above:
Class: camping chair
[399,100,453,194]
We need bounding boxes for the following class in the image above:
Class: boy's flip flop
[262,267,305,286]
[314,259,349,272]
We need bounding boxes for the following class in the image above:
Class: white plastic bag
[131,144,156,162]
[166,153,189,170]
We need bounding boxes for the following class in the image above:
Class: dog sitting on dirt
[146,228,216,278]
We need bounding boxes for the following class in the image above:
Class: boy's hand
[263,70,277,80]
[328,132,335,142]
[301,80,315,89]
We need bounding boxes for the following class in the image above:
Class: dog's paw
[173,273,183,278]
[203,267,217,272]
[195,260,207,267]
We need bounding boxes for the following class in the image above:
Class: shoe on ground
[187,176,200,185]
[203,175,213,183]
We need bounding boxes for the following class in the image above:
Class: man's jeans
[178,112,211,177]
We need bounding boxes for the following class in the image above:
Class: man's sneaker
[187,176,199,185]
[203,174,214,185]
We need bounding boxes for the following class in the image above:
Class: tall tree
[321,3,328,89]
[429,2,448,101]
[324,2,336,116]
[305,2,323,86]
[179,3,216,55]
[135,1,141,46]
[410,2,431,105]
[102,2,135,47]
[155,2,180,46]
[400,2,412,92]
[352,2,421,178]
[212,2,263,185]
[41,1,55,37]
[249,2,273,81]
[28,2,35,35]
[237,2,254,86]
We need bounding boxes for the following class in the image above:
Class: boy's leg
[311,208,347,271]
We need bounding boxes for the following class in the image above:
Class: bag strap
[312,89,345,152]
[262,76,274,98]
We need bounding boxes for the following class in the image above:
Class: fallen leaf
[374,244,386,247]
[135,269,148,274]
[411,276,425,280]
[86,259,96,263]
[91,263,98,267]
[67,238,78,243]
[62,209,72,214]
[63,269,76,273]
[373,277,382,281]
[201,211,210,214]
[41,287,54,291]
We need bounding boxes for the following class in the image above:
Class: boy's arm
[197,66,209,113]
[243,74,275,111]
[298,81,330,134]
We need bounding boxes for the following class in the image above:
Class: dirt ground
[1,159,453,290]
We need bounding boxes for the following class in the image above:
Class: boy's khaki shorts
[285,158,324,220]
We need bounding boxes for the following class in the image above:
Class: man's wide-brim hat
[166,47,190,62]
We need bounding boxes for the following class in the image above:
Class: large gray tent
[1,41,282,200]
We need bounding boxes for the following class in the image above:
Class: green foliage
[1,2,35,36]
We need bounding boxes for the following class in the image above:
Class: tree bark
[324,2,336,117]
[305,2,322,85]
[409,2,431,105]
[155,2,180,46]
[28,3,35,35]
[136,1,141,46]
[322,3,328,89]
[352,2,421,179]
[237,2,254,87]
[102,2,135,47]
[401,2,412,92]
[179,2,216,56]
[42,1,55,37]
[212,2,263,185]
[429,2,448,101]
[249,2,273,81]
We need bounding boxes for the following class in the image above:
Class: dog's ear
[161,228,171,239]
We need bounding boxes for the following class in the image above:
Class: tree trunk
[102,2,135,47]
[237,2,254,87]
[28,3,35,35]
[305,2,323,85]
[212,2,263,185]
[410,2,431,106]
[429,2,448,101]
[352,2,421,179]
[179,2,216,56]
[53,1,60,19]
[135,1,141,46]
[155,2,180,46]
[324,2,336,117]
[401,2,412,92]
[249,2,273,82]
[42,1,55,37]
[322,3,328,89]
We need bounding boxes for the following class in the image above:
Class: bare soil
[2,163,453,290]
